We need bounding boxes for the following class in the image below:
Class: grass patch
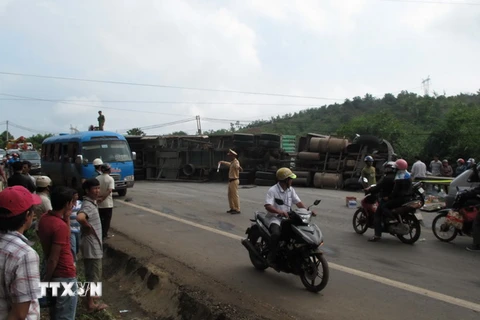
[26,229,116,320]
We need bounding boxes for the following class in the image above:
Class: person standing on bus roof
[98,111,105,131]
[92,158,103,177]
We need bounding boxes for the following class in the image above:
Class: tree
[126,128,145,136]
[28,134,54,149]
[169,131,188,136]
[0,131,14,149]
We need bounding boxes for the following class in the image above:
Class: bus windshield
[82,141,132,163]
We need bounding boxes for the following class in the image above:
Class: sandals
[86,303,108,313]
[368,236,381,242]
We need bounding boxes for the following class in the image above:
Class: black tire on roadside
[259,133,281,142]
[259,140,281,148]
[254,178,276,186]
[233,133,255,142]
[255,171,276,180]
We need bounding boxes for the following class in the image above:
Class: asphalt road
[111,181,480,320]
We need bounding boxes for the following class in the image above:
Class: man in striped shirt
[0,186,42,320]
[77,178,107,312]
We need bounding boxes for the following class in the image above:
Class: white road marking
[117,200,480,313]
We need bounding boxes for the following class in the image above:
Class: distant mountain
[205,90,480,162]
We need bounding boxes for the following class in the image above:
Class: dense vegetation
[206,90,480,163]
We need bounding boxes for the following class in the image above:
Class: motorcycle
[241,199,329,293]
[432,188,479,242]
[352,178,424,244]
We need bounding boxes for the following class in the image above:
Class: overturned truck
[126,133,395,190]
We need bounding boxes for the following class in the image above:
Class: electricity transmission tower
[422,76,431,96]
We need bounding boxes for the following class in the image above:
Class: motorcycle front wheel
[247,226,269,271]
[432,212,458,242]
[397,215,421,244]
[300,252,329,293]
[352,208,369,234]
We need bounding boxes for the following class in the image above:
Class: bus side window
[48,144,55,162]
[61,144,68,162]
[54,144,61,162]
[68,142,79,163]
[41,145,47,160]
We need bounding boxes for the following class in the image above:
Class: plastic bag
[445,210,463,229]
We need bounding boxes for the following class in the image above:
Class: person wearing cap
[92,158,103,177]
[33,176,53,232]
[96,163,115,239]
[37,186,78,319]
[0,186,42,320]
[8,161,36,193]
[455,158,466,177]
[218,149,243,214]
[263,168,310,268]
[76,178,108,312]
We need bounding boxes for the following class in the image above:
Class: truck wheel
[117,189,127,197]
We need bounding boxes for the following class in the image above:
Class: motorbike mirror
[362,177,368,184]
[274,198,284,205]
[313,200,321,206]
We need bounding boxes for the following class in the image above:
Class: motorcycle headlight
[124,175,135,181]
[300,215,311,224]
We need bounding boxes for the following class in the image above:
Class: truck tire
[258,140,281,148]
[254,178,275,187]
[233,133,255,142]
[255,171,276,180]
[259,133,281,142]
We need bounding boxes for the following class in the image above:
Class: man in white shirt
[411,156,427,181]
[96,163,115,240]
[264,168,310,268]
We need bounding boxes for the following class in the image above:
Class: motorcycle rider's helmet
[93,158,103,166]
[467,158,475,165]
[395,159,408,171]
[457,158,465,164]
[383,161,396,173]
[364,156,374,163]
[276,168,297,181]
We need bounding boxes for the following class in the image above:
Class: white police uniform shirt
[264,183,301,228]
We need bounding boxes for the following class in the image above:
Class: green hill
[208,91,480,163]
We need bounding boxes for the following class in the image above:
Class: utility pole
[422,76,431,96]
[196,115,202,135]
[6,120,9,142]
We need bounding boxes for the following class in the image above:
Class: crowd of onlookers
[0,156,115,319]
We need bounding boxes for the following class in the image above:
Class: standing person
[441,160,453,177]
[429,155,442,192]
[8,161,35,193]
[361,156,376,186]
[97,111,105,131]
[0,186,42,320]
[96,163,115,239]
[34,176,53,232]
[0,162,6,190]
[411,156,427,181]
[23,161,36,187]
[455,158,467,177]
[76,178,108,312]
[37,186,78,320]
[466,158,476,170]
[218,149,243,214]
[92,158,103,177]
[70,191,82,263]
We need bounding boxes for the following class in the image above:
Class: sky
[1,0,479,138]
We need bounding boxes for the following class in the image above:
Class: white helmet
[93,158,103,166]
[36,176,52,188]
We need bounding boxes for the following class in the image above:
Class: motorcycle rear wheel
[352,209,369,234]
[432,212,458,242]
[248,226,269,271]
[300,252,329,293]
[397,215,421,244]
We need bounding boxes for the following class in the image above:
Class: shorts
[84,259,102,282]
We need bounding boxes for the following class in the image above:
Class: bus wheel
[117,189,127,197]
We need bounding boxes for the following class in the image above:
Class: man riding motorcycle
[366,161,396,242]
[366,159,412,242]
[453,185,480,252]
[264,168,312,267]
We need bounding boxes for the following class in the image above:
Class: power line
[379,0,480,5]
[2,121,58,135]
[0,93,187,117]
[0,71,343,101]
